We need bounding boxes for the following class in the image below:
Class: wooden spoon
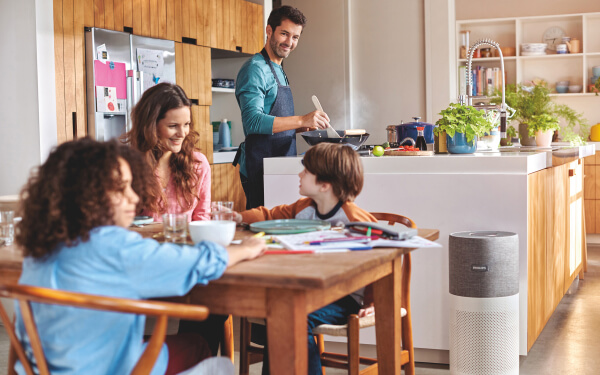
[312,95,340,138]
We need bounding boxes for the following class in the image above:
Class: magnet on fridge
[109,61,114,70]
[152,74,160,84]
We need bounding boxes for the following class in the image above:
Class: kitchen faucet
[459,38,508,138]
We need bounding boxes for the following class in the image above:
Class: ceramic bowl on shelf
[521,43,547,53]
[590,76,600,85]
[556,85,569,94]
[556,80,570,87]
[593,66,600,77]
[568,85,582,93]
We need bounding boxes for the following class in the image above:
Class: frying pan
[300,129,370,150]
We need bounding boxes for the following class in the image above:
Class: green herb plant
[491,83,589,144]
[504,125,517,146]
[526,113,560,137]
[434,103,495,143]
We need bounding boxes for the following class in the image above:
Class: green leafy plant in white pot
[492,82,588,146]
[434,103,495,154]
[527,113,560,147]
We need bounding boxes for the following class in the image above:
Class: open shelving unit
[457,12,600,97]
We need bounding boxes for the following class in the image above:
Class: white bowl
[189,220,236,247]
[521,43,547,53]
[568,85,582,93]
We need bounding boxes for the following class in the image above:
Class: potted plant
[527,113,560,147]
[500,125,517,146]
[434,103,495,154]
[492,82,588,146]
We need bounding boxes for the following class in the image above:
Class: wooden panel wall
[191,105,213,164]
[211,164,246,212]
[54,0,262,143]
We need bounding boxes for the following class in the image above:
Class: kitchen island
[263,145,594,362]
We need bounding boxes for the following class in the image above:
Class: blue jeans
[261,295,360,375]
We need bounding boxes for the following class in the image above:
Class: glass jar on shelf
[459,30,470,59]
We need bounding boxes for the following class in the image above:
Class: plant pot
[446,133,477,154]
[535,129,554,147]
[519,123,537,146]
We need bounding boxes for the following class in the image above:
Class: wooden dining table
[0,224,439,374]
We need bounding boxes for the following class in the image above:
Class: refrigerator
[85,27,176,141]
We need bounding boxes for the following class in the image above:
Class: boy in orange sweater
[234,142,376,375]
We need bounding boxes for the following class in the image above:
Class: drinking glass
[0,210,15,246]
[211,201,234,212]
[162,213,188,242]
[211,210,235,221]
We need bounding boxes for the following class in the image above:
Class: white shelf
[211,87,235,93]
[456,12,600,95]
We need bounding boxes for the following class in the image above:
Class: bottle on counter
[416,126,427,151]
[218,118,231,149]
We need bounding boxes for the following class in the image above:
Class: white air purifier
[449,231,519,375]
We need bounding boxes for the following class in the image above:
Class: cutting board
[384,150,435,156]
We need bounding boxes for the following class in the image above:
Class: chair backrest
[370,212,416,229]
[0,283,209,375]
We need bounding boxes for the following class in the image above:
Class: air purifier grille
[450,295,519,375]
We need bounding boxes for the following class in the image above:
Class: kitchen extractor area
[4,1,600,375]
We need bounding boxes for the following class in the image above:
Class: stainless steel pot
[386,125,397,144]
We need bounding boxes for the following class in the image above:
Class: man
[234,5,330,209]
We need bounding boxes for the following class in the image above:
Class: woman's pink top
[142,151,211,222]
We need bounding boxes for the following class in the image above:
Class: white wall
[0,1,57,195]
[456,0,600,20]
[281,0,427,146]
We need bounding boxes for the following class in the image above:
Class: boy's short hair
[302,143,364,202]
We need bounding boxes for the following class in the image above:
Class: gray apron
[236,48,296,208]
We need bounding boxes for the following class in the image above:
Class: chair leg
[347,314,360,375]
[239,318,251,375]
[8,345,17,375]
[221,315,234,362]
[402,254,416,375]
[316,334,326,375]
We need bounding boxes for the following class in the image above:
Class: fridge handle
[126,70,134,132]
[137,71,145,98]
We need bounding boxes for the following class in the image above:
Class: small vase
[535,129,554,147]
[519,123,537,146]
[446,133,477,154]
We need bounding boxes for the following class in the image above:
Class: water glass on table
[0,210,15,246]
[162,213,188,242]
[211,201,234,221]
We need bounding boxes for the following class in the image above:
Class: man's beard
[270,38,292,59]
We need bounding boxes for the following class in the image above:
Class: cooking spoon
[311,95,340,138]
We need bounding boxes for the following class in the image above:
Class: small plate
[132,216,154,226]
[249,219,331,234]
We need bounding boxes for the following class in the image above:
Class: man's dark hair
[267,5,307,31]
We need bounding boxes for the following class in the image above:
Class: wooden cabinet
[211,163,246,212]
[583,151,600,233]
[527,161,584,350]
[175,43,212,105]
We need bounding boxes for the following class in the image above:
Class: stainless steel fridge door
[85,28,131,141]
[130,34,176,104]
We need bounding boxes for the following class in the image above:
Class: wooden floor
[3,246,600,374]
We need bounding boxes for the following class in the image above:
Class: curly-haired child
[14,138,265,375]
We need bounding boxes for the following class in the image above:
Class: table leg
[373,258,402,374]
[266,289,307,374]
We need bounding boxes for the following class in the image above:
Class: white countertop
[212,150,237,164]
[264,144,595,175]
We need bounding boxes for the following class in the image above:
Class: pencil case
[346,222,417,240]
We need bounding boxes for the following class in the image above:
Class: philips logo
[471,265,489,272]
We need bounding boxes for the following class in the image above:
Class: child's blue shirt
[14,225,228,375]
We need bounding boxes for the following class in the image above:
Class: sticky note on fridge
[96,86,117,112]
[94,60,127,99]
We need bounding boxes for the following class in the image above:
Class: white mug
[556,44,568,54]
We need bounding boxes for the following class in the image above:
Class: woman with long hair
[123,82,210,221]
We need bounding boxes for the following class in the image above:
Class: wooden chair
[239,212,417,375]
[0,283,211,375]
[313,212,417,375]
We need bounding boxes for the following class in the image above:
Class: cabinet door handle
[569,169,576,177]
